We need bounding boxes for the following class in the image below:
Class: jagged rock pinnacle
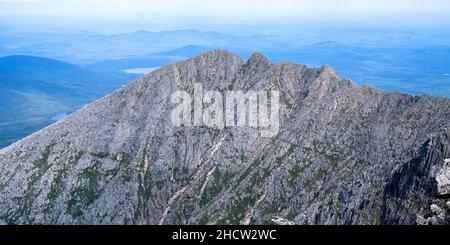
[247,52,270,66]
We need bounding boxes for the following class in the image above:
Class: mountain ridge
[0,50,449,225]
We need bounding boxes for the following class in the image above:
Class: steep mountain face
[0,51,449,225]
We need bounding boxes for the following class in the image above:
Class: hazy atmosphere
[0,0,450,231]
[1,0,450,33]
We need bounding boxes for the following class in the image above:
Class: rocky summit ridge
[0,50,449,225]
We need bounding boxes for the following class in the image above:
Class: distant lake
[51,113,68,121]
[124,67,160,75]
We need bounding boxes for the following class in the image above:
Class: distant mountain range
[0,51,448,224]
[0,55,139,148]
[0,30,276,63]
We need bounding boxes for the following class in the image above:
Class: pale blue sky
[1,0,450,17]
[1,0,449,33]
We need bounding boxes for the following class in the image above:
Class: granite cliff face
[0,50,449,225]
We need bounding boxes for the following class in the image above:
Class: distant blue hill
[0,55,77,70]
[155,45,216,58]
[0,55,139,148]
